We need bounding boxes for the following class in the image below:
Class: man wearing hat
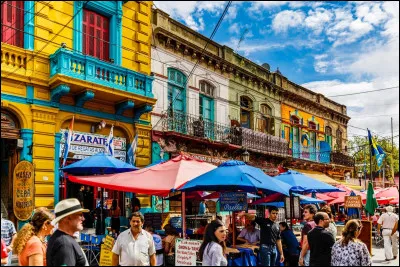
[377,205,399,261]
[47,198,90,266]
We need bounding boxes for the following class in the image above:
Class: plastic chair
[105,217,111,236]
[81,233,93,263]
[87,234,105,266]
[119,216,129,233]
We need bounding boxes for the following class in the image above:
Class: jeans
[304,250,310,266]
[259,244,277,266]
[1,251,12,266]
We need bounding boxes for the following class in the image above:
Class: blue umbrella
[179,160,292,195]
[275,170,344,193]
[255,193,325,207]
[347,191,360,219]
[61,152,138,175]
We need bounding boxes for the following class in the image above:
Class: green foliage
[349,135,399,177]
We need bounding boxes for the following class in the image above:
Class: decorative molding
[133,104,153,122]
[115,100,135,115]
[75,90,95,108]
[50,84,70,104]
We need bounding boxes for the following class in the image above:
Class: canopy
[179,160,292,195]
[145,159,166,168]
[274,170,343,193]
[68,154,217,196]
[62,152,138,175]
[293,169,339,185]
[166,191,210,201]
[375,186,399,200]
[305,193,335,202]
[254,193,325,207]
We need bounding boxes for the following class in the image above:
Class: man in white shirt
[112,212,156,266]
[377,206,399,261]
[237,221,260,245]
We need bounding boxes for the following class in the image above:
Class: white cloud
[305,8,333,35]
[313,54,329,73]
[272,10,306,33]
[228,23,240,35]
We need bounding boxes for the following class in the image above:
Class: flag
[365,182,378,215]
[62,116,74,167]
[105,125,114,156]
[127,133,138,166]
[368,129,386,170]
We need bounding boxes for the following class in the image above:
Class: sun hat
[51,198,89,225]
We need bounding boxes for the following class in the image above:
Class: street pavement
[372,245,399,266]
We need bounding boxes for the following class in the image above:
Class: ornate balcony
[241,128,289,157]
[289,143,331,164]
[49,48,153,98]
[331,151,354,167]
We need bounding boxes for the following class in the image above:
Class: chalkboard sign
[144,213,163,230]
[220,192,247,211]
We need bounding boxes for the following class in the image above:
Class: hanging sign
[220,192,248,211]
[13,161,35,221]
[345,196,363,208]
[175,238,202,266]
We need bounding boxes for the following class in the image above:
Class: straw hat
[51,198,89,225]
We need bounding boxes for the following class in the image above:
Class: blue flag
[127,133,138,166]
[368,129,385,170]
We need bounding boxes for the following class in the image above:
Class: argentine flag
[105,125,114,156]
[62,116,74,167]
[127,133,138,166]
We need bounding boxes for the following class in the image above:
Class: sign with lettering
[102,235,115,251]
[13,161,35,221]
[220,192,248,211]
[175,238,202,266]
[99,244,113,266]
[345,196,363,208]
[59,129,127,161]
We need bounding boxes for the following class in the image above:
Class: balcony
[49,48,153,99]
[162,110,241,145]
[290,143,331,164]
[241,128,289,157]
[331,151,354,167]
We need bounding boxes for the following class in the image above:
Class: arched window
[290,115,300,125]
[258,104,274,135]
[240,96,252,129]
[336,129,342,151]
[199,81,215,122]
[325,126,332,147]
[308,122,317,130]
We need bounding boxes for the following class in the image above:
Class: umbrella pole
[232,211,236,248]
[290,191,293,229]
[101,187,104,235]
[182,191,186,239]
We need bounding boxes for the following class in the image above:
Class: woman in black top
[110,199,121,236]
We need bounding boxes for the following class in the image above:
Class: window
[325,126,332,147]
[290,115,300,125]
[168,68,186,113]
[240,96,252,129]
[199,81,215,97]
[258,104,274,135]
[336,129,342,150]
[83,9,110,61]
[309,122,317,130]
[1,1,24,48]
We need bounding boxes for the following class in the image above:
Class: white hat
[386,206,394,213]
[51,198,89,226]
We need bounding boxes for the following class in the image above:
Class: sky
[153,1,399,146]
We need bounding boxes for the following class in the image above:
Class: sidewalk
[372,245,399,266]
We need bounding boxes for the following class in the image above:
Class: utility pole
[391,117,394,152]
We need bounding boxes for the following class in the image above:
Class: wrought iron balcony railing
[289,143,331,164]
[49,48,153,97]
[331,151,354,167]
[241,128,289,157]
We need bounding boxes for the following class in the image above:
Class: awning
[293,169,339,185]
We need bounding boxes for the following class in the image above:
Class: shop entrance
[1,110,21,226]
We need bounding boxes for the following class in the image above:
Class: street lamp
[357,170,363,187]
[242,150,250,163]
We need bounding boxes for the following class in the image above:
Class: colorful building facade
[1,1,155,226]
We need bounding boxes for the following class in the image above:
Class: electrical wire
[327,86,399,97]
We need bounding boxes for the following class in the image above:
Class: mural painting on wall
[59,129,127,161]
[13,161,35,221]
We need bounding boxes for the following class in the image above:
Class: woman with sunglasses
[199,220,228,266]
[331,219,371,266]
[13,208,54,266]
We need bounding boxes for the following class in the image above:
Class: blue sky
[154,1,399,145]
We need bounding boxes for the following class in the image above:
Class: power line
[327,86,399,97]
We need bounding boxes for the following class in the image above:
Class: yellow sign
[13,161,35,221]
[99,244,114,266]
[103,235,115,251]
[345,196,363,209]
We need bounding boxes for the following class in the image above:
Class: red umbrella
[305,193,336,202]
[375,186,399,199]
[68,154,217,197]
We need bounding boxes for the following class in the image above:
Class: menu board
[284,196,301,219]
[144,213,163,230]
[175,238,202,266]
[220,192,248,211]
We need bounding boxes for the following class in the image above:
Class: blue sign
[220,192,247,211]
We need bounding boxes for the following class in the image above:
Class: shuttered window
[82,9,110,61]
[1,1,24,48]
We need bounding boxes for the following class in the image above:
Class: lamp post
[357,170,363,188]
[242,149,250,163]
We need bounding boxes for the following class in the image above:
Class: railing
[49,48,153,97]
[331,152,354,167]
[241,128,289,157]
[289,143,331,164]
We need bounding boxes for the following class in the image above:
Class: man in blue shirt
[279,222,300,266]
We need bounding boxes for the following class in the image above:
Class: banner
[220,192,247,211]
[13,161,35,221]
[345,196,363,208]
[175,238,202,266]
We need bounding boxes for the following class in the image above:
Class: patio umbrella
[179,160,292,195]
[305,193,335,202]
[68,154,217,197]
[202,191,260,200]
[61,152,138,175]
[166,191,211,201]
[365,182,378,215]
[145,159,166,168]
[346,191,360,219]
[375,186,399,200]
[274,170,344,193]
[253,193,325,206]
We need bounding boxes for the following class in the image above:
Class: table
[227,247,258,266]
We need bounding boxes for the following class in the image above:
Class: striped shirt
[1,219,16,246]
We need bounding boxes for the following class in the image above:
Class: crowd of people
[1,197,398,266]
